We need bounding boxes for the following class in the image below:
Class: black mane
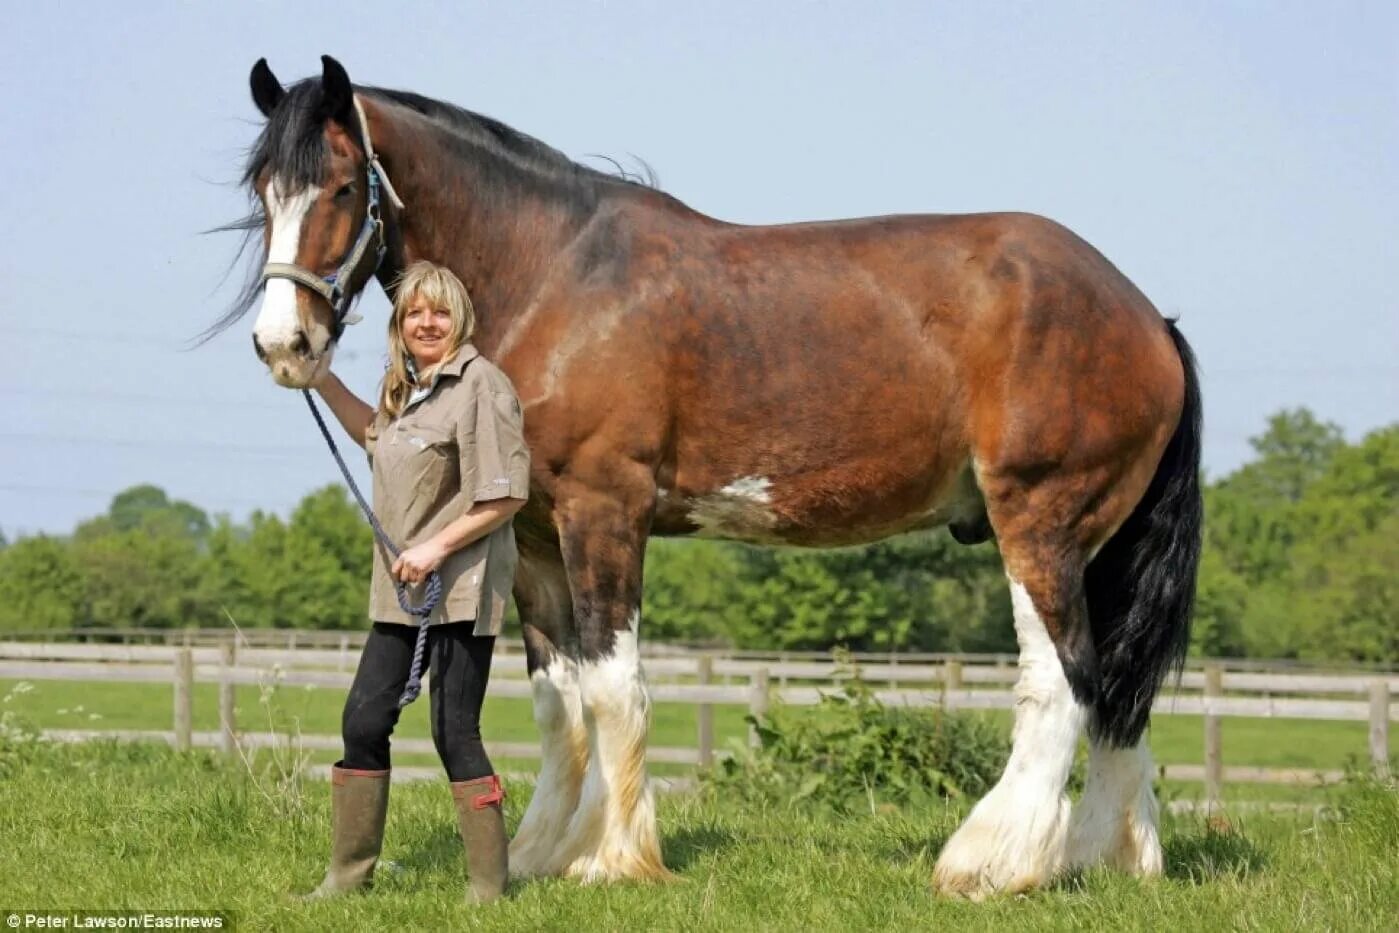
[200,79,655,342]
[244,81,645,193]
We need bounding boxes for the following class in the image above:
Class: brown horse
[230,56,1201,897]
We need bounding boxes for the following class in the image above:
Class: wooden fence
[1,640,1392,806]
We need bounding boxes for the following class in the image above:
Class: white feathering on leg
[509,656,588,879]
[934,577,1087,898]
[557,610,669,882]
[1068,740,1163,876]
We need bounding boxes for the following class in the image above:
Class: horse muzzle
[252,292,336,388]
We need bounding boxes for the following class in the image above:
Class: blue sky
[2,1,1395,536]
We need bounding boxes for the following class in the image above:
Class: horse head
[245,55,393,388]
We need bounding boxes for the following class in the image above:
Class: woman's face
[401,294,454,369]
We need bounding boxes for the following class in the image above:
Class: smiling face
[401,294,456,371]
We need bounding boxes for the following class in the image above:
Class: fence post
[1204,663,1224,812]
[219,638,237,756]
[748,667,771,749]
[338,634,351,673]
[173,647,193,753]
[943,659,962,710]
[697,655,714,768]
[1370,680,1391,778]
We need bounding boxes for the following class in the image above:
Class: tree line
[0,409,1393,662]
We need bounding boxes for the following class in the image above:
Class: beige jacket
[364,344,529,634]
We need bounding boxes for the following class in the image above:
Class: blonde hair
[379,261,476,419]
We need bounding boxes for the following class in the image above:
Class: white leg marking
[557,610,668,882]
[509,656,588,879]
[1068,740,1163,876]
[933,577,1087,898]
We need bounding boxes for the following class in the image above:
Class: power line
[0,386,292,412]
[0,325,373,363]
[0,482,277,510]
[0,431,329,459]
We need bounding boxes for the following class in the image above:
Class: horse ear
[319,55,355,126]
[249,58,285,118]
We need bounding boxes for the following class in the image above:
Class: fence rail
[2,642,1392,800]
[7,627,1397,672]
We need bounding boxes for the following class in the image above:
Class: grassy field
[0,738,1393,931]
[1,676,1385,796]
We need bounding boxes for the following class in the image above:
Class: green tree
[642,539,752,643]
[1246,409,1346,503]
[200,500,368,631]
[74,485,212,546]
[0,536,87,632]
[1202,416,1398,662]
[70,526,213,630]
[1190,547,1248,657]
[642,531,1013,653]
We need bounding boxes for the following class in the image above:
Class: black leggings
[341,622,496,781]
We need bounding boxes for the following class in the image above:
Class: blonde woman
[304,261,529,903]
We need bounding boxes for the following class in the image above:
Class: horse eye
[334,183,355,200]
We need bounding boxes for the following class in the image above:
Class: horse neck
[367,98,598,356]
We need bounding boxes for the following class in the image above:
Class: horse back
[503,207,1183,547]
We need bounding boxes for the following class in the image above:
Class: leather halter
[260,96,405,337]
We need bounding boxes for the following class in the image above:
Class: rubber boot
[451,774,508,903]
[303,763,391,898]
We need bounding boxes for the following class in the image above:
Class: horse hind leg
[508,552,590,880]
[1067,738,1163,876]
[933,536,1092,898]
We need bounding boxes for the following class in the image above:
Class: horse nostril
[291,331,310,355]
[252,333,268,362]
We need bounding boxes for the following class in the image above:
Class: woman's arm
[313,372,375,449]
[391,497,526,583]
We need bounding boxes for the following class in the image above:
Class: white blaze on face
[253,177,322,354]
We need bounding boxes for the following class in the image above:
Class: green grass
[0,739,1394,931]
[2,677,1386,792]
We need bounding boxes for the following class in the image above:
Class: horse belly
[655,450,985,548]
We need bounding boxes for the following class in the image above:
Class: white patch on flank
[1068,740,1163,876]
[509,655,589,879]
[933,577,1087,898]
[687,475,781,543]
[253,178,322,352]
[720,476,772,502]
[555,609,668,882]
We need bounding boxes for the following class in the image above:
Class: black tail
[1083,321,1203,748]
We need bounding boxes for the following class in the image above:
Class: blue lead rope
[303,390,441,708]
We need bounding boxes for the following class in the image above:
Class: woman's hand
[392,540,450,584]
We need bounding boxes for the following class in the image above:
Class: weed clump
[707,667,1007,813]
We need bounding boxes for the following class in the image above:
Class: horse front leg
[508,544,589,880]
[551,483,670,882]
